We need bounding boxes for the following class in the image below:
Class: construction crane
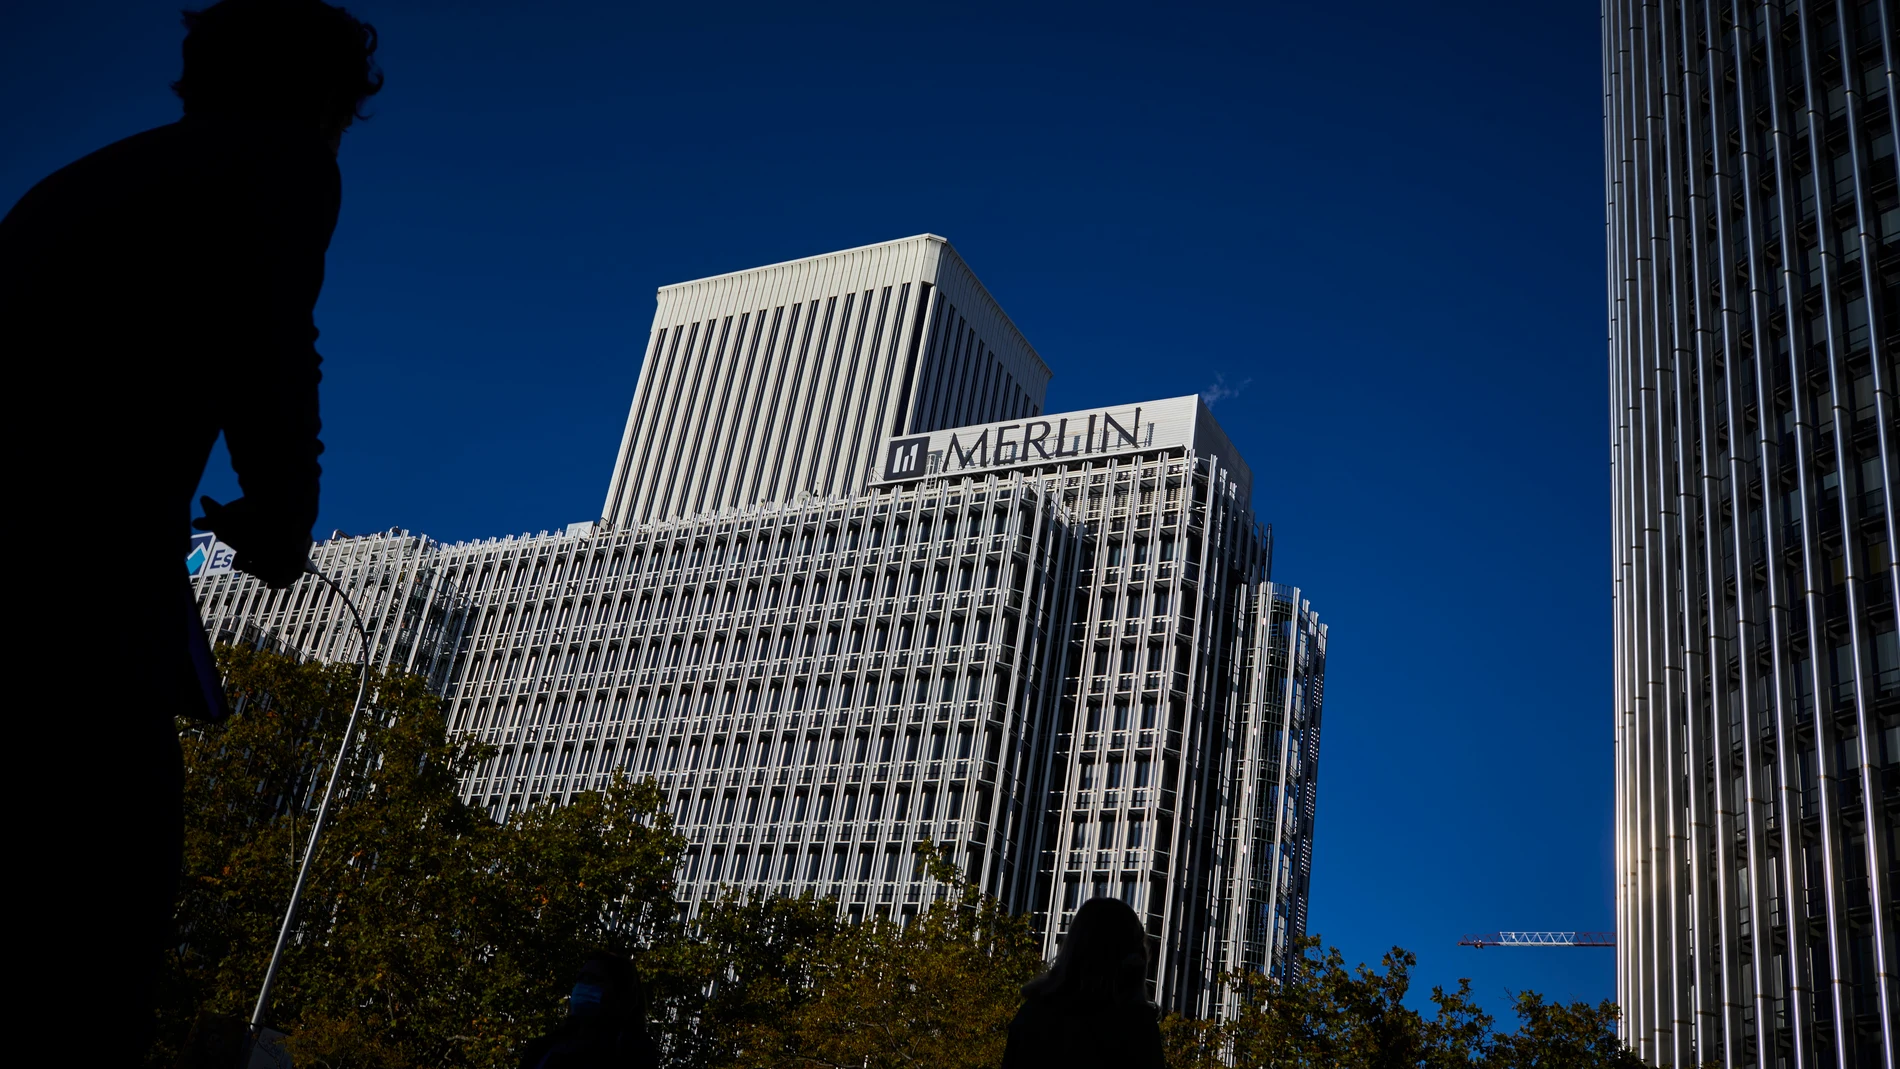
[1458,931,1616,949]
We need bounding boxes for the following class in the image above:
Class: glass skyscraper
[1603,2,1896,1066]
[188,236,1327,1014]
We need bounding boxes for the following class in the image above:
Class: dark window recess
[890,283,934,437]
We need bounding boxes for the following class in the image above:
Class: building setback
[600,234,1051,527]
[190,238,1326,1015]
[1603,2,1897,1067]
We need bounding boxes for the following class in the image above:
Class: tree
[1163,940,1489,1069]
[1163,938,1632,1069]
[1487,993,1642,1069]
[152,647,684,1069]
[759,845,1043,1069]
[649,842,1045,1069]
[644,890,840,1069]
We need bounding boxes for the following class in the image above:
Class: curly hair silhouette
[172,0,382,136]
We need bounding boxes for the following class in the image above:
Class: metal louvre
[1604,1,1898,1067]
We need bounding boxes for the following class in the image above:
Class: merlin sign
[879,394,1252,505]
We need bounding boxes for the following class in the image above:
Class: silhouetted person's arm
[195,123,339,587]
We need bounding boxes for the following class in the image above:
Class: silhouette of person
[518,951,661,1069]
[1002,897,1167,1069]
[0,0,379,1058]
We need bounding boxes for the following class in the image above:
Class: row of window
[458,663,1021,740]
[481,710,997,778]
[665,779,974,828]
[465,607,1010,685]
[1058,875,1146,914]
[474,502,1035,590]
[452,519,1041,657]
[1073,755,1155,791]
[1066,811,1156,852]
[681,838,951,890]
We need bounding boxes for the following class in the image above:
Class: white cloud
[1201,372,1254,406]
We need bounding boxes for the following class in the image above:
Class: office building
[190,238,1326,1014]
[1603,2,1896,1065]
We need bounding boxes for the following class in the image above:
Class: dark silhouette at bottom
[518,951,661,1069]
[1003,897,1167,1069]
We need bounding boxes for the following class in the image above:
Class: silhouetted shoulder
[1002,995,1165,1069]
[15,116,334,195]
[1,116,339,310]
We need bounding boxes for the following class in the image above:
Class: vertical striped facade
[192,529,469,691]
[1003,448,1289,1014]
[436,481,1077,928]
[1216,585,1326,999]
[1604,2,1898,1067]
[600,235,1050,526]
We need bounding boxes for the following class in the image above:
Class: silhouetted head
[570,949,643,1025]
[171,0,383,148]
[1024,897,1150,1006]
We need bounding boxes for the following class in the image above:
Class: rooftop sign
[878,394,1251,505]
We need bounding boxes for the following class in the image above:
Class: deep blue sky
[5,0,1613,1022]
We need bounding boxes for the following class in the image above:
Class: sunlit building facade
[189,239,1327,1014]
[600,234,1050,526]
[1604,2,1897,1066]
[1219,584,1326,996]
[190,527,467,692]
[432,480,1078,926]
[864,395,1326,1006]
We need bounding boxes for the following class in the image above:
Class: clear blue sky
[5,0,1613,1021]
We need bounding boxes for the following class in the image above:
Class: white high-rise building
[190,238,1326,1015]
[600,235,1050,526]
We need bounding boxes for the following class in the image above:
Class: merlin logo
[875,404,1181,485]
[884,435,930,479]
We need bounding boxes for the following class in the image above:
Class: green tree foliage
[647,891,840,1068]
[651,844,1044,1069]
[153,647,684,1069]
[1486,992,1641,1069]
[1161,938,1641,1069]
